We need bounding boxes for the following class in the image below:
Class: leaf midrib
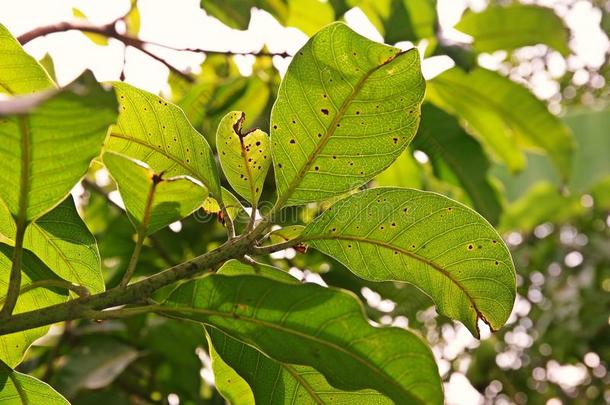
[109,132,214,194]
[160,305,423,404]
[274,46,409,209]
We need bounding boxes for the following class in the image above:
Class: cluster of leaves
[0,0,608,403]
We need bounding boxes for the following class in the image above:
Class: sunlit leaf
[427,67,574,180]
[286,0,335,36]
[271,22,425,207]
[413,103,502,225]
[200,0,288,30]
[107,82,221,199]
[207,260,393,404]
[162,273,442,404]
[0,196,104,293]
[103,152,208,235]
[0,73,117,222]
[352,0,436,43]
[0,244,68,367]
[0,360,69,404]
[217,111,271,206]
[301,188,516,336]
[71,8,109,46]
[207,333,255,405]
[375,149,422,189]
[0,23,55,94]
[456,4,570,56]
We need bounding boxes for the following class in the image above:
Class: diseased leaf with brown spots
[301,188,516,337]
[217,111,271,206]
[270,22,425,207]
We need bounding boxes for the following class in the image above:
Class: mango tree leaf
[103,152,208,236]
[162,274,442,404]
[0,23,55,94]
[207,260,393,404]
[217,111,271,206]
[301,188,516,337]
[412,103,502,225]
[107,82,221,199]
[0,74,116,223]
[271,22,425,207]
[0,244,68,367]
[427,67,574,181]
[455,4,570,56]
[0,196,104,293]
[0,360,69,404]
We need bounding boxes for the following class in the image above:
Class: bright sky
[1,1,608,404]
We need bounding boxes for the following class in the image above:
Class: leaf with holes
[217,111,271,206]
[0,360,69,404]
[107,82,221,199]
[207,259,393,404]
[0,73,116,223]
[301,188,516,337]
[456,4,570,56]
[0,196,104,293]
[103,152,208,236]
[0,244,68,367]
[162,274,442,404]
[0,23,55,94]
[270,22,425,207]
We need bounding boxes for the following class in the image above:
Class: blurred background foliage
[5,0,609,403]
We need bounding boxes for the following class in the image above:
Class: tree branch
[17,21,292,83]
[0,218,271,336]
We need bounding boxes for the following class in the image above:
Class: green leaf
[301,188,516,337]
[271,22,425,207]
[51,337,138,399]
[125,1,140,37]
[0,23,55,94]
[375,149,422,189]
[412,103,502,225]
[351,0,436,43]
[217,111,271,206]
[209,328,394,405]
[455,4,570,56]
[0,244,68,367]
[427,67,574,180]
[162,274,442,404]
[107,82,221,199]
[286,0,335,36]
[0,196,104,293]
[38,54,57,82]
[0,360,69,404]
[103,152,208,235]
[268,225,305,244]
[72,8,109,46]
[207,260,393,404]
[203,187,248,223]
[207,333,255,405]
[200,0,288,30]
[0,73,117,222]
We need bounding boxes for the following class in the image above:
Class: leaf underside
[270,22,425,206]
[163,274,442,404]
[301,188,516,337]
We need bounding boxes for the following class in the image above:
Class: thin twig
[17,21,293,83]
